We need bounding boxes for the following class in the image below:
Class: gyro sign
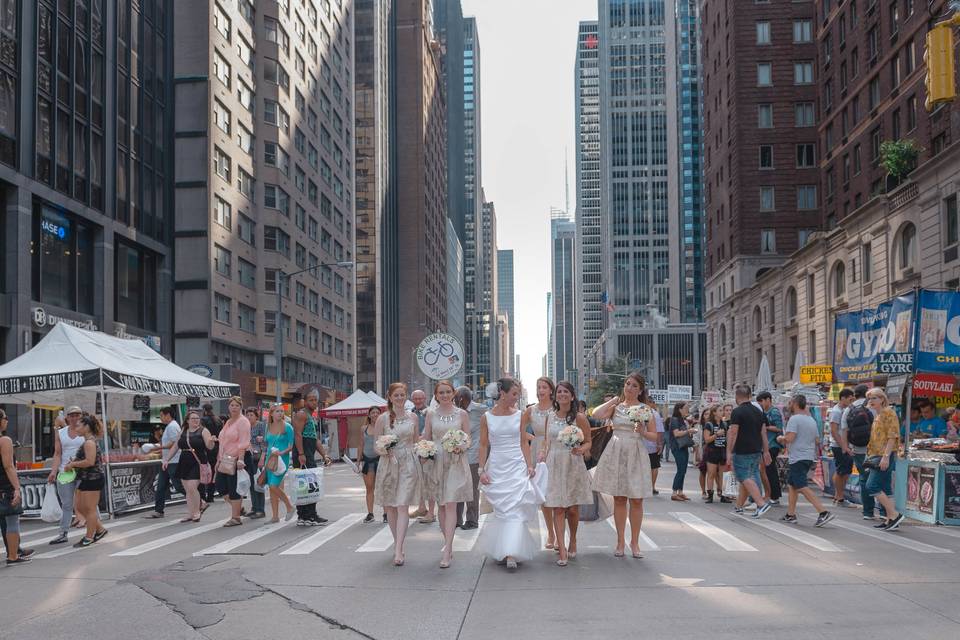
[832,294,915,382]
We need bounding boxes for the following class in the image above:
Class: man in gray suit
[455,386,486,529]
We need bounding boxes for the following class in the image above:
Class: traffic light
[925,24,956,111]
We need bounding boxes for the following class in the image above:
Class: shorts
[648,452,661,469]
[215,471,241,500]
[78,476,105,492]
[705,447,726,465]
[732,453,762,484]
[865,455,896,497]
[831,447,853,476]
[787,460,815,489]
[362,455,380,474]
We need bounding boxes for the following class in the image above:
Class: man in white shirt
[828,388,855,507]
[145,407,183,518]
[645,398,665,495]
[839,384,879,520]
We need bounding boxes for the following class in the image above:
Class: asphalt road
[3,461,959,640]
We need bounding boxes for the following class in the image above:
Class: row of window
[756,61,815,87]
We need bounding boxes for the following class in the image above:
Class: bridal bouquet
[414,439,438,460]
[374,433,399,456]
[441,429,470,454]
[557,425,584,449]
[625,404,653,426]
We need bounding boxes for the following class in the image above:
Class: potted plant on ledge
[880,139,924,192]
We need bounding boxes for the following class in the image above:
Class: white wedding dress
[478,410,547,561]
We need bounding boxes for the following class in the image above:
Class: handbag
[217,454,238,476]
[186,429,213,484]
[672,420,694,449]
[862,455,884,470]
[0,490,23,517]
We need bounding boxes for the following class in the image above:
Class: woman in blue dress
[264,404,296,523]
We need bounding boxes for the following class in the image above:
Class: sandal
[556,559,568,567]
[200,502,210,514]
[223,518,242,527]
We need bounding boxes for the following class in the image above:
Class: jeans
[247,453,265,513]
[456,463,481,525]
[864,454,896,497]
[732,452,763,484]
[853,453,877,516]
[154,463,184,514]
[672,447,690,491]
[764,448,782,500]
[295,437,318,520]
[56,477,100,533]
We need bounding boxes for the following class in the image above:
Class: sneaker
[363,513,375,523]
[733,506,745,515]
[753,502,773,518]
[314,516,329,524]
[18,548,35,559]
[72,537,94,548]
[863,514,877,520]
[720,496,733,504]
[883,513,904,531]
[768,499,780,506]
[143,511,164,519]
[5,556,32,566]
[249,512,266,520]
[780,513,798,523]
[705,495,714,504]
[49,532,69,545]
[873,520,891,529]
[815,511,836,528]
[744,503,758,511]
[309,517,328,527]
[461,521,479,530]
[296,519,310,527]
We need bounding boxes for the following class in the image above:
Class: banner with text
[915,290,960,374]
[832,294,915,382]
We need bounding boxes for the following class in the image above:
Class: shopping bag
[722,471,740,497]
[236,469,251,498]
[253,468,267,492]
[40,484,62,523]
[284,467,325,506]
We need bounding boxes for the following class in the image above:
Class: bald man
[408,389,435,522]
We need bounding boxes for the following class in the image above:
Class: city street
[3,462,959,640]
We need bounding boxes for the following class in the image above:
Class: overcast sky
[460,0,598,389]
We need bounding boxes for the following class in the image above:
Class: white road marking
[605,517,660,551]
[670,512,758,552]
[746,518,845,552]
[280,513,365,555]
[802,515,953,553]
[35,521,180,559]
[452,514,488,551]
[357,525,395,552]
[111,521,224,556]
[5,521,137,556]
[193,520,294,556]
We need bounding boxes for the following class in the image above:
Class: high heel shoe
[614,547,625,558]
[631,546,644,559]
[567,551,577,559]
[556,558,568,567]
[393,553,405,566]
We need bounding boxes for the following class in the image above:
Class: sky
[460,0,598,388]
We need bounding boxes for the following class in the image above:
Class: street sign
[700,390,722,405]
[648,389,668,405]
[913,372,957,398]
[877,352,914,375]
[667,384,692,402]
[414,332,464,380]
[799,365,833,384]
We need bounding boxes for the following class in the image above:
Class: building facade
[496,248,515,377]
[550,214,577,385]
[471,198,499,388]
[446,217,465,382]
[173,0,356,399]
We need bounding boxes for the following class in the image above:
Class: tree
[880,139,923,189]
[586,357,630,407]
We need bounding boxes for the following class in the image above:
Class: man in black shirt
[725,385,773,518]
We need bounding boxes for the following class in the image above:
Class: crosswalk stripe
[357,524,395,552]
[193,520,294,556]
[111,522,225,556]
[35,521,180,559]
[280,513,365,555]
[5,521,137,556]
[803,515,953,553]
[746,519,845,552]
[452,514,488,552]
[604,517,660,551]
[671,512,758,552]
[16,523,62,538]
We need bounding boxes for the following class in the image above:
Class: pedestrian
[645,397,664,495]
[1,409,33,565]
[292,390,332,526]
[145,407,183,519]
[167,409,215,522]
[200,404,223,503]
[455,386,485,530]
[245,407,267,519]
[423,380,473,568]
[477,377,542,570]
[65,414,108,548]
[863,388,905,531]
[543,381,593,567]
[591,372,657,559]
[373,382,424,566]
[669,402,696,502]
[356,406,384,523]
[408,389,433,524]
[727,385,773,518]
[839,384,880,520]
[215,397,251,527]
[828,389,855,506]
[524,377,556,549]
[46,406,92,544]
[263,404,296,523]
[702,406,731,503]
[777,395,835,526]
[757,391,783,505]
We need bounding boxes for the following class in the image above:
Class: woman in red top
[216,397,251,527]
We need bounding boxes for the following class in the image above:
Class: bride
[477,377,547,570]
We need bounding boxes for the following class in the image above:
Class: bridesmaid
[591,372,657,558]
[523,377,556,549]
[373,382,423,566]
[543,381,593,566]
[423,380,473,568]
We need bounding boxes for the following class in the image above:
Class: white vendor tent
[365,390,388,406]
[321,389,386,418]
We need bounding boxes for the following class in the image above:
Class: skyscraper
[476,198,499,386]
[173,0,357,399]
[574,20,603,379]
[496,249,515,377]
[550,213,577,385]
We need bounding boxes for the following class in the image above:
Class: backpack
[845,403,873,447]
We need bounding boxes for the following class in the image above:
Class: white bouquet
[441,429,470,454]
[414,439,438,460]
[557,425,584,449]
[625,404,653,425]
[374,433,399,456]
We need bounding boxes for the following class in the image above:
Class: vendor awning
[321,389,386,418]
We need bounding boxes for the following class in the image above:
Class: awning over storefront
[320,389,387,418]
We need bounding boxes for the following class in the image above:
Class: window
[806,274,815,308]
[214,51,231,87]
[757,63,772,86]
[264,57,290,93]
[236,124,254,155]
[853,143,862,174]
[264,185,290,216]
[862,243,873,282]
[214,196,232,229]
[238,258,256,289]
[851,47,860,79]
[308,217,319,242]
[795,102,815,127]
[868,26,879,61]
[785,288,798,323]
[907,94,917,131]
[756,21,771,45]
[904,38,916,74]
[238,214,255,246]
[889,1,900,35]
[758,104,773,128]
[214,244,232,277]
[843,153,851,184]
[760,229,776,254]
[309,327,319,351]
[945,195,960,248]
[793,19,812,43]
[797,185,817,210]
[238,304,256,334]
[296,205,306,231]
[214,294,232,325]
[214,3,231,40]
[214,100,231,134]
[798,229,815,247]
[237,80,255,113]
[237,35,254,70]
[870,127,882,162]
[796,144,816,168]
[890,53,901,88]
[296,282,306,307]
[264,17,289,54]
[794,61,813,85]
[809,330,817,363]
[760,186,775,211]
[263,100,289,131]
[237,169,255,199]
[832,262,846,298]
[33,207,95,314]
[264,311,277,336]
[891,107,901,141]
[263,141,289,175]
[825,123,835,151]
[214,146,231,182]
[759,145,774,169]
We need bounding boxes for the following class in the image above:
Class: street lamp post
[275,261,354,404]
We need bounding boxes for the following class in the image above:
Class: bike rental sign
[415,332,464,381]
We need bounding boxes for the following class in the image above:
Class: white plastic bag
[40,484,62,523]
[274,455,286,476]
[252,468,267,493]
[284,467,324,506]
[236,469,251,498]
[722,471,740,497]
